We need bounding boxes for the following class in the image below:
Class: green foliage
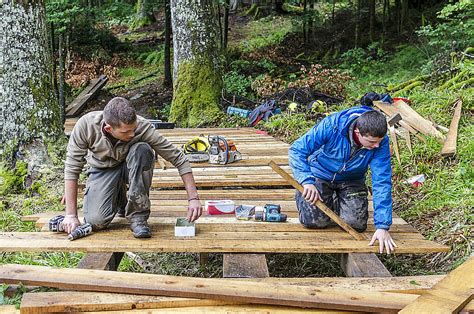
[99,1,136,26]
[258,113,314,143]
[417,0,474,52]
[138,48,165,66]
[223,71,253,98]
[46,0,84,33]
[0,162,28,196]
[237,16,295,52]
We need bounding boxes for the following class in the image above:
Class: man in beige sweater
[62,97,202,238]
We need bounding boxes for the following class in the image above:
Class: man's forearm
[65,179,79,216]
[181,172,199,200]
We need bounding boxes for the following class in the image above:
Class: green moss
[0,161,28,196]
[170,59,222,127]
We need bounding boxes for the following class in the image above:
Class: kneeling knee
[300,218,330,229]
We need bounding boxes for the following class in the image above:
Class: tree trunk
[354,0,360,47]
[163,0,172,87]
[58,33,65,125]
[133,0,156,29]
[368,0,375,42]
[223,0,230,50]
[395,0,401,34]
[170,0,222,127]
[0,0,61,162]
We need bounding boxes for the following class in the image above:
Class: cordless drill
[254,204,287,222]
[49,215,93,241]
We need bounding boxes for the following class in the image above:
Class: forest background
[0,0,472,305]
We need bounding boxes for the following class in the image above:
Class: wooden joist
[65,75,108,117]
[0,264,419,312]
[223,254,269,278]
[400,256,474,313]
[441,99,463,157]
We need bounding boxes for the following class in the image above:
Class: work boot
[130,220,151,238]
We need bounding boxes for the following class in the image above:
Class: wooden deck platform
[0,126,448,254]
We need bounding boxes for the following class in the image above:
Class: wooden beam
[374,100,446,143]
[268,161,367,241]
[223,254,269,278]
[441,99,463,157]
[77,252,124,271]
[340,253,391,277]
[19,291,237,313]
[0,264,418,312]
[65,75,108,117]
[400,256,474,313]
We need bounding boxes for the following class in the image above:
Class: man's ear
[104,123,113,133]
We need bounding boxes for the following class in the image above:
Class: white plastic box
[174,218,195,237]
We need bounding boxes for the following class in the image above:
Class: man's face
[354,128,383,150]
[104,121,137,142]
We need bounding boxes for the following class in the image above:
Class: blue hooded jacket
[289,106,392,230]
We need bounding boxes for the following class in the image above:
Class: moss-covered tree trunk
[132,0,155,29]
[0,0,60,164]
[170,0,222,127]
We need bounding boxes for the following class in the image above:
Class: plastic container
[174,218,195,237]
[227,106,251,118]
[205,200,235,215]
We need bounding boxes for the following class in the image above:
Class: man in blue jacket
[289,106,397,254]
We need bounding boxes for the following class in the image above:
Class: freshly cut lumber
[223,254,269,278]
[441,99,463,157]
[374,100,445,143]
[340,253,391,277]
[400,256,474,313]
[0,264,418,312]
[0,305,19,314]
[269,161,367,241]
[21,276,474,313]
[20,292,238,313]
[65,75,108,117]
[0,231,448,253]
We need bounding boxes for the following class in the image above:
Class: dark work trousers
[295,178,369,232]
[83,142,155,230]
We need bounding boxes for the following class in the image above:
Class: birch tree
[170,0,222,127]
[0,0,60,166]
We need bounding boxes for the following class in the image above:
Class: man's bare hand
[302,184,320,204]
[187,199,202,222]
[62,216,81,234]
[61,195,66,205]
[369,229,397,254]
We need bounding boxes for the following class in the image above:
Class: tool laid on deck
[182,136,210,162]
[49,215,93,241]
[208,135,242,165]
[268,161,367,241]
[255,204,287,222]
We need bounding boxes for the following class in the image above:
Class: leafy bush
[138,48,165,66]
[223,71,254,98]
[258,113,314,143]
[238,16,295,52]
[288,64,353,97]
[251,74,286,97]
[0,162,28,196]
[417,0,474,52]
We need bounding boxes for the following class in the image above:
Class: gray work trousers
[295,178,368,232]
[83,142,155,230]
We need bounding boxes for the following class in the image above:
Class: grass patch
[234,15,296,53]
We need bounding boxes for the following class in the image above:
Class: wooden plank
[23,275,474,313]
[223,254,269,278]
[77,252,124,271]
[66,75,108,117]
[0,305,19,314]
[0,232,449,253]
[400,256,474,313]
[374,100,445,143]
[441,99,462,157]
[269,161,367,241]
[0,264,419,312]
[20,291,238,313]
[340,253,391,277]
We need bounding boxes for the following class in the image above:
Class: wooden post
[441,99,462,157]
[77,252,124,271]
[223,254,269,278]
[268,161,367,241]
[340,253,391,277]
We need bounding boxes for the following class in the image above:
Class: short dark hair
[103,97,136,128]
[355,110,387,138]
